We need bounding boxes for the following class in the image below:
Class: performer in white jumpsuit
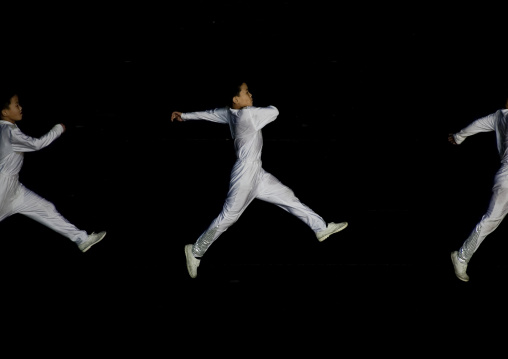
[449,98,508,281]
[172,82,348,278]
[0,92,106,252]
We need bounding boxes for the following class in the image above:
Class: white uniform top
[181,106,279,161]
[181,104,327,257]
[453,109,508,164]
[0,121,64,215]
[0,121,64,175]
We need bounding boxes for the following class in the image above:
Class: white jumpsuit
[453,109,508,263]
[0,120,88,243]
[182,106,328,258]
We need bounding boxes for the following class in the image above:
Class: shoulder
[0,122,15,133]
[214,107,231,117]
[0,123,14,142]
[0,121,14,127]
[267,106,279,114]
[245,106,278,114]
[490,109,507,122]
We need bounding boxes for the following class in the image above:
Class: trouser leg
[256,170,327,232]
[192,181,255,258]
[458,187,508,263]
[16,186,88,243]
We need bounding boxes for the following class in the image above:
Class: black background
[2,2,508,354]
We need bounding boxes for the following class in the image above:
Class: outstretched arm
[171,108,229,124]
[11,123,65,152]
[451,112,498,145]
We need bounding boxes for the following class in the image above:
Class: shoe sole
[450,252,469,282]
[81,232,106,253]
[185,245,198,278]
[318,222,348,242]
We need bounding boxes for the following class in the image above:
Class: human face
[232,83,253,109]
[1,95,23,124]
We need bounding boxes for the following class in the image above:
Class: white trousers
[192,160,327,257]
[459,165,508,263]
[0,174,88,242]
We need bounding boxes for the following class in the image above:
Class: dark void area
[1,2,507,354]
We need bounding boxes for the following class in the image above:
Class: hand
[60,123,66,132]
[171,111,183,122]
[448,134,457,145]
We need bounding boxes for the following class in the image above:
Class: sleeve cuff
[453,133,465,144]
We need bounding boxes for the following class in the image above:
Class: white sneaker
[451,251,469,282]
[78,231,106,253]
[185,244,200,278]
[316,222,348,242]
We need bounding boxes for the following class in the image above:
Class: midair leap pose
[171,81,348,278]
[449,96,508,281]
[0,88,106,253]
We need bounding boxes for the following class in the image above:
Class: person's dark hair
[220,78,246,107]
[0,88,18,112]
[0,81,19,112]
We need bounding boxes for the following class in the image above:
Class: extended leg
[256,170,328,232]
[192,177,256,258]
[15,185,88,243]
[458,187,508,265]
